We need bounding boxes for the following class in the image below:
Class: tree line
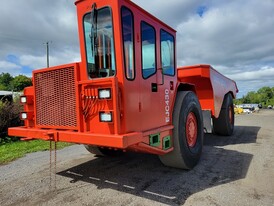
[234,86,274,107]
[0,73,32,92]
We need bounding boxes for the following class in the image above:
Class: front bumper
[8,127,143,149]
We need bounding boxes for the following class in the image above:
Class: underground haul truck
[9,0,238,169]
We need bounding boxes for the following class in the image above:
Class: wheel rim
[186,112,198,148]
[229,105,233,124]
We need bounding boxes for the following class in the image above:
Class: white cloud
[0,0,79,58]
[0,61,21,75]
[0,61,21,70]
[176,0,274,67]
[228,66,274,82]
[19,55,47,70]
[19,49,80,70]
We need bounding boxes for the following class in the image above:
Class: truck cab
[77,0,177,134]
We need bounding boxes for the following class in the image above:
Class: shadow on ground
[57,125,260,205]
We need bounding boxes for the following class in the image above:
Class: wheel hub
[186,112,197,147]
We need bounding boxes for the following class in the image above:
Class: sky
[0,0,274,98]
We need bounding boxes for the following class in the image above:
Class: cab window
[83,7,116,78]
[141,22,156,79]
[121,7,135,80]
[161,30,175,76]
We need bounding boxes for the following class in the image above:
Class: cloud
[0,0,79,57]
[19,49,80,70]
[0,0,80,77]
[176,0,274,67]
[0,61,21,70]
[228,66,274,81]
[0,61,22,76]
[132,0,206,27]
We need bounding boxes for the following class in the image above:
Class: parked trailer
[8,0,238,169]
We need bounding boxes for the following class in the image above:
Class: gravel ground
[0,110,274,206]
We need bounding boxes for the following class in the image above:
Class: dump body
[178,64,238,118]
[8,0,238,159]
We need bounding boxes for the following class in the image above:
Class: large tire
[213,93,234,136]
[84,145,124,156]
[84,145,104,156]
[159,91,204,169]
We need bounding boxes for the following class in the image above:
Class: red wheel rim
[186,112,197,148]
[229,105,233,124]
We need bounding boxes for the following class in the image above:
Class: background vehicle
[8,0,238,169]
[234,105,243,114]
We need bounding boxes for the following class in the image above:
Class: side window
[161,30,175,76]
[121,7,135,80]
[141,22,156,79]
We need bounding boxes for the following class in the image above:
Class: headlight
[21,112,28,120]
[20,96,27,103]
[20,95,33,104]
[99,112,113,122]
[20,112,34,120]
[98,88,111,99]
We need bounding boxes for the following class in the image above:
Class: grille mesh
[34,67,77,128]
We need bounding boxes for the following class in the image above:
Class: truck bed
[177,64,238,118]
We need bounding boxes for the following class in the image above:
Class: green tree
[258,86,273,98]
[243,91,260,104]
[234,86,274,107]
[233,98,243,105]
[0,84,6,90]
[11,75,32,92]
[0,73,14,90]
[257,87,273,106]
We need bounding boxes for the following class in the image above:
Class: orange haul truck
[8,0,238,169]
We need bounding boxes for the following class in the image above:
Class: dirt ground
[1,110,274,206]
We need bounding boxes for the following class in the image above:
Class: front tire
[84,145,104,156]
[84,145,124,156]
[159,91,204,169]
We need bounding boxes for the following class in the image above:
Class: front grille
[34,66,77,129]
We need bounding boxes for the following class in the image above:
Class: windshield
[84,7,116,78]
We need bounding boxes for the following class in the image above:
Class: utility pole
[46,42,49,68]
[44,41,51,68]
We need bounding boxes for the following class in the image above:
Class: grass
[0,140,72,165]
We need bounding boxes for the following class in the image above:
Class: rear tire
[213,93,234,136]
[84,145,123,156]
[159,91,204,169]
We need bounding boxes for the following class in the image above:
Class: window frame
[141,21,157,79]
[121,6,135,81]
[160,29,175,76]
[82,6,117,79]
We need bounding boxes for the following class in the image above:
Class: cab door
[138,21,176,131]
[120,6,176,133]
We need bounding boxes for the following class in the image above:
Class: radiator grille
[34,67,77,128]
